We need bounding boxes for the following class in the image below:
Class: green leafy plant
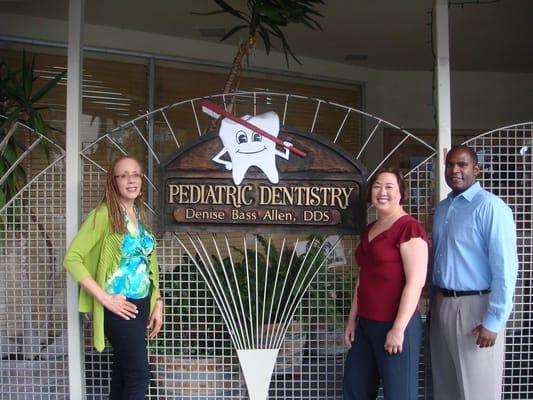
[150,235,353,357]
[212,235,304,325]
[195,0,324,95]
[0,51,66,211]
[211,234,350,326]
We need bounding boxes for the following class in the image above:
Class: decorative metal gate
[1,95,531,399]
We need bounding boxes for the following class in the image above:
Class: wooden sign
[159,113,367,234]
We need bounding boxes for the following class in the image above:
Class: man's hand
[472,324,497,348]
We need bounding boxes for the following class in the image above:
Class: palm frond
[31,69,66,104]
[22,52,34,100]
[200,0,323,66]
[1,51,64,208]
[220,24,248,41]
[263,21,301,64]
[258,24,272,54]
[197,0,249,22]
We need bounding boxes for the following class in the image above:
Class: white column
[147,57,155,225]
[65,0,85,398]
[434,0,452,200]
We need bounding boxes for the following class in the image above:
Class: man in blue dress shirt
[430,145,518,400]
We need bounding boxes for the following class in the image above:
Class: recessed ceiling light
[344,53,369,61]
[199,28,227,38]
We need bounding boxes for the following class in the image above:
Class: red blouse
[355,214,428,322]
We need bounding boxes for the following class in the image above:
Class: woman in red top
[343,167,428,400]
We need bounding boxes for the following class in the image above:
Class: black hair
[366,167,408,204]
[447,145,479,164]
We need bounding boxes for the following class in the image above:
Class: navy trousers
[343,312,422,400]
[104,296,150,400]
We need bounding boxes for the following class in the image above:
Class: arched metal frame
[77,91,438,399]
[1,94,531,398]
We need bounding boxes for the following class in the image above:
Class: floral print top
[104,210,154,299]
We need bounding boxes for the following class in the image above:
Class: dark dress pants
[343,312,422,400]
[104,296,150,400]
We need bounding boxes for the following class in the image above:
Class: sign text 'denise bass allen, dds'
[159,110,367,234]
[169,182,355,225]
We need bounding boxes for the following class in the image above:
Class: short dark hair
[366,167,408,204]
[447,145,479,165]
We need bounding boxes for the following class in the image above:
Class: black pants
[104,296,150,400]
[343,313,422,400]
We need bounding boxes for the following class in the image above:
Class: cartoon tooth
[212,111,291,185]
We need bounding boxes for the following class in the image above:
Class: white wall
[376,70,533,130]
[451,72,533,129]
[1,12,531,133]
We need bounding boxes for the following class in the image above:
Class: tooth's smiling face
[217,112,282,184]
[234,130,267,154]
[220,113,278,159]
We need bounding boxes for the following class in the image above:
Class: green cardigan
[63,203,160,352]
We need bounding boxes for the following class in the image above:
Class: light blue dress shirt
[432,181,518,332]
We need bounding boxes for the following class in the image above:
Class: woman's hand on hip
[384,326,404,355]
[103,293,138,320]
[148,300,163,339]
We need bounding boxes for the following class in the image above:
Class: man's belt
[438,288,491,297]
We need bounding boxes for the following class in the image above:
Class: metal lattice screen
[0,157,67,399]
[1,94,531,399]
[463,123,533,399]
[79,158,356,400]
[76,92,434,399]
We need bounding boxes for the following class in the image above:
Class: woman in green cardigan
[64,156,163,399]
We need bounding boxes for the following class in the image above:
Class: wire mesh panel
[462,123,533,399]
[3,91,529,399]
[0,158,67,399]
[400,122,533,399]
[149,234,245,399]
[76,91,436,399]
[147,233,356,400]
[403,158,437,400]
